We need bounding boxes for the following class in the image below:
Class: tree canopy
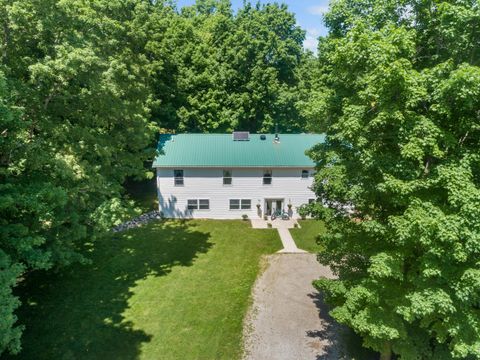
[308,1,480,359]
[0,0,309,354]
[147,1,307,132]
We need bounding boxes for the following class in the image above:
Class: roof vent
[233,131,250,141]
[260,134,266,140]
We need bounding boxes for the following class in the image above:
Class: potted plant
[267,223,272,228]
[242,214,248,221]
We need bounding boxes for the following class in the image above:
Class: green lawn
[12,220,281,360]
[290,220,326,253]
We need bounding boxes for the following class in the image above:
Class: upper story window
[301,170,309,179]
[223,170,232,185]
[263,170,272,185]
[174,169,184,186]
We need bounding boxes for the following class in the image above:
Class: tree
[146,0,307,133]
[0,0,157,354]
[308,1,480,358]
[221,2,306,132]
[0,71,25,355]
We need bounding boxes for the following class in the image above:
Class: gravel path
[243,253,348,360]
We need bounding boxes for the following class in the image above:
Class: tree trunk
[380,342,392,360]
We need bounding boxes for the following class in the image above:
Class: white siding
[156,167,316,219]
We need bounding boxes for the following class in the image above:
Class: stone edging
[112,210,163,233]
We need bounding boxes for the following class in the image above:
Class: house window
[188,199,210,210]
[301,170,309,179]
[241,199,251,210]
[174,169,184,186]
[230,199,251,210]
[199,199,210,210]
[229,199,240,210]
[263,170,272,185]
[187,199,198,210]
[223,170,232,185]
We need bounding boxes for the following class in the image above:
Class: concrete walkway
[250,219,306,253]
[277,228,306,253]
[243,254,344,360]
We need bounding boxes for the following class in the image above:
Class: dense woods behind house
[1,0,479,359]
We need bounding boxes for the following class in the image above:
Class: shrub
[298,204,310,220]
[242,214,248,221]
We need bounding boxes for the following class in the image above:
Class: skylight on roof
[232,131,250,141]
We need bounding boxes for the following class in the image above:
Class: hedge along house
[152,132,325,219]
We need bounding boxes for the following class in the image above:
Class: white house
[153,132,325,219]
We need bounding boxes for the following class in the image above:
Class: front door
[266,200,272,216]
[265,199,283,216]
[275,200,282,213]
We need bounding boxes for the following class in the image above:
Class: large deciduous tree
[146,0,307,133]
[308,1,480,359]
[0,0,157,354]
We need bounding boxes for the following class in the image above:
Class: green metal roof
[152,133,325,168]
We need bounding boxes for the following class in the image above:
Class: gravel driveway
[243,253,348,360]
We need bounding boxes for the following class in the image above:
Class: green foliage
[309,1,480,359]
[146,1,307,132]
[0,0,157,354]
[0,251,23,355]
[297,204,310,219]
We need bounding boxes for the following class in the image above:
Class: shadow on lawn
[12,220,212,360]
[307,292,379,360]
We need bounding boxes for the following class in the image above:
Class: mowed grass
[12,220,281,360]
[290,220,326,253]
